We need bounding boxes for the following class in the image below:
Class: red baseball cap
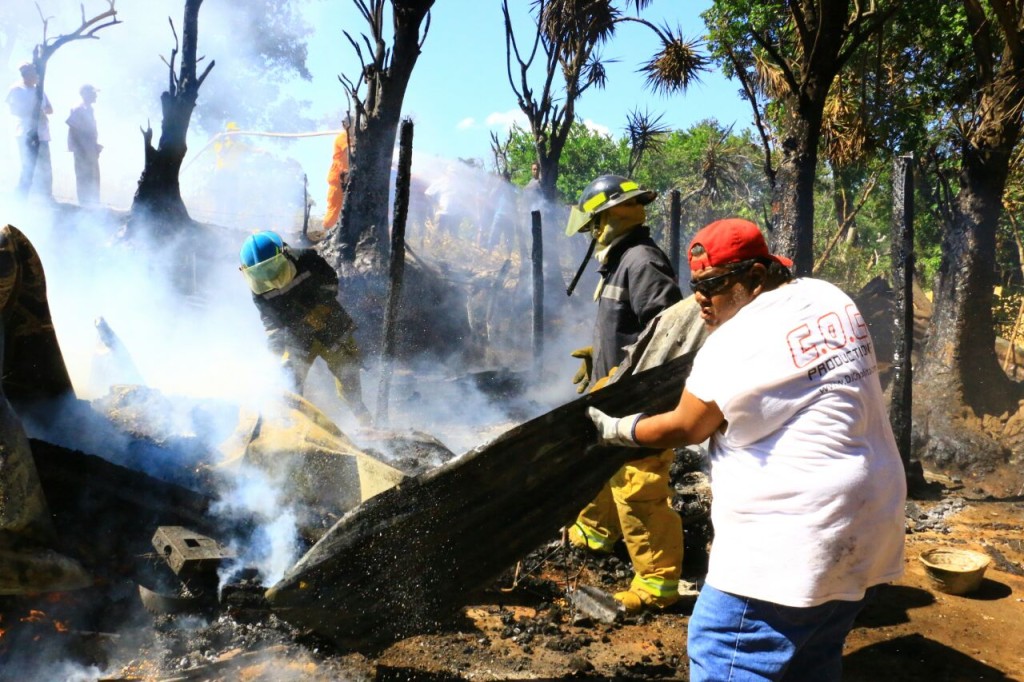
[687,218,794,271]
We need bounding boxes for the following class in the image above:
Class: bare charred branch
[196,59,215,87]
[418,10,431,49]
[33,0,120,64]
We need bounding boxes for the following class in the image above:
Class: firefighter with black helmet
[564,174,688,613]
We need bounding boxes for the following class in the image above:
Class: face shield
[565,205,597,237]
[241,252,297,294]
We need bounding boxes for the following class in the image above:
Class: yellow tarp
[217,392,405,521]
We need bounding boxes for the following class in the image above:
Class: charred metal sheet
[137,583,203,615]
[152,526,234,579]
[266,350,697,647]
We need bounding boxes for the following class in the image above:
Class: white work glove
[587,407,646,447]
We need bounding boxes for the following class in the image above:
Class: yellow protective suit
[567,300,712,610]
[569,448,683,608]
[281,332,370,425]
[323,130,349,229]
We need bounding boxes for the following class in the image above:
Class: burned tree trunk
[129,0,214,232]
[889,156,925,490]
[916,5,1024,477]
[323,0,434,273]
[376,119,414,425]
[769,97,825,275]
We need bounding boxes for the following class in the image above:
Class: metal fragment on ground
[570,584,623,624]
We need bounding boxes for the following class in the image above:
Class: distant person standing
[323,115,351,230]
[521,163,541,215]
[66,84,102,206]
[6,62,53,198]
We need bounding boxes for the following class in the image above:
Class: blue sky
[2,0,751,216]
[297,0,750,162]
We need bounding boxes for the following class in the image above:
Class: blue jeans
[687,583,875,682]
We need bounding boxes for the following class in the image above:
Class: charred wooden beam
[377,118,414,426]
[531,209,544,371]
[266,351,696,648]
[889,154,925,490]
[30,439,230,579]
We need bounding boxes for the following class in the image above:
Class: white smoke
[212,465,300,587]
[0,2,617,676]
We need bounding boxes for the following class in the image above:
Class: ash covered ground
[5,453,1024,682]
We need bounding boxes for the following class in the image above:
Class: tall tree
[703,0,894,275]
[503,0,707,202]
[919,0,1024,420]
[130,0,214,230]
[324,0,434,272]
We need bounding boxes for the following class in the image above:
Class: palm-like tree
[504,0,708,202]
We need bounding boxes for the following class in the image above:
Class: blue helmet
[239,231,284,268]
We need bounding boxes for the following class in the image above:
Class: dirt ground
[355,487,1024,681]
[52,472,1014,682]
[2,457,1023,681]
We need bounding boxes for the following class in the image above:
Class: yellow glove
[590,366,617,393]
[571,346,593,394]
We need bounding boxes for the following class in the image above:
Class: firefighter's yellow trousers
[282,335,371,424]
[568,449,682,606]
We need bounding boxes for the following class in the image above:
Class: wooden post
[376,118,413,426]
[889,154,919,485]
[532,209,544,372]
[669,189,681,276]
[301,173,312,245]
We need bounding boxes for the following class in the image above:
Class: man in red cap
[587,218,906,681]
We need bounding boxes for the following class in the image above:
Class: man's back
[685,277,905,607]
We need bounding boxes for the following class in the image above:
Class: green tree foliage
[503,118,769,243]
[702,0,895,275]
[505,121,623,202]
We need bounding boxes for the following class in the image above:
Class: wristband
[629,413,648,445]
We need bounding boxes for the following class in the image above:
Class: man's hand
[587,407,645,447]
[571,346,593,394]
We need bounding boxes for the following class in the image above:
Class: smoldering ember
[2,1,1024,681]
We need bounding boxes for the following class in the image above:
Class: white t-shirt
[686,278,906,607]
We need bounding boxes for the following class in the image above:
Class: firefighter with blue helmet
[239,230,371,425]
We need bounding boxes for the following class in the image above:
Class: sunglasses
[690,261,755,297]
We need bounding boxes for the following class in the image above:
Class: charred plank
[266,351,696,647]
